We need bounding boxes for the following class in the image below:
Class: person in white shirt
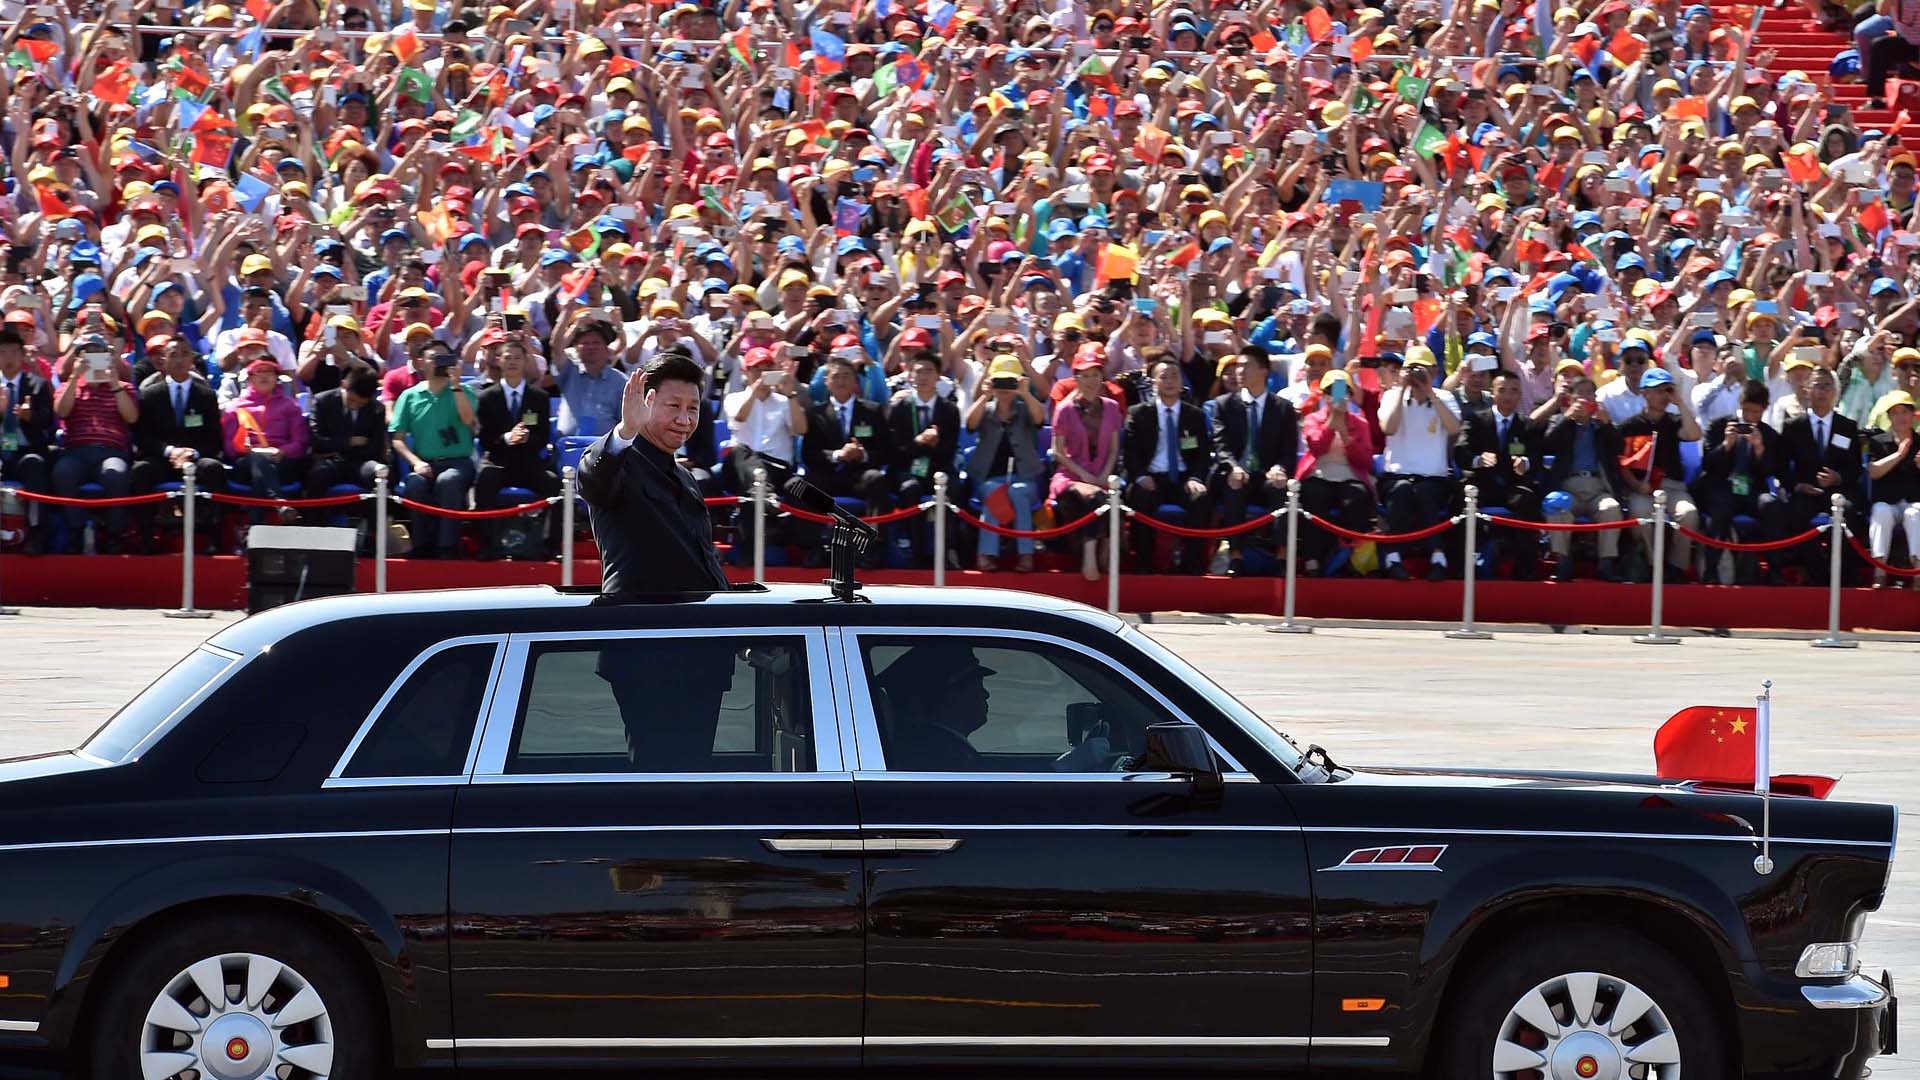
[1376,352,1461,580]
[1764,356,1815,432]
[721,346,810,493]
[1691,347,1748,427]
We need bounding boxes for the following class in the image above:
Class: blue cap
[1832,49,1860,79]
[68,274,106,307]
[457,234,490,250]
[69,241,101,265]
[312,264,344,279]
[1046,219,1079,241]
[1080,213,1110,232]
[1614,253,1646,272]
[1666,238,1696,258]
[540,249,576,266]
[504,183,537,199]
[1703,269,1737,290]
[1542,490,1573,516]
[1872,277,1903,296]
[777,235,807,257]
[1482,266,1515,284]
[340,90,369,106]
[1569,67,1594,83]
[591,215,628,235]
[530,104,557,124]
[999,246,1026,262]
[274,156,307,173]
[835,235,870,257]
[151,180,179,196]
[694,277,729,297]
[1020,274,1055,291]
[703,251,734,268]
[130,248,159,267]
[1690,328,1719,345]
[1572,211,1602,230]
[1206,235,1235,254]
[1547,272,1584,298]
[380,228,411,245]
[1190,112,1221,130]
[153,281,181,300]
[1467,331,1499,350]
[313,238,344,256]
[1639,368,1675,390]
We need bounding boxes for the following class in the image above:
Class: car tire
[88,910,378,1080]
[1437,924,1725,1079]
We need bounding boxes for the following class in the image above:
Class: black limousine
[0,584,1895,1079]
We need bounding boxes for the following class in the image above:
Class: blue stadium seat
[1679,438,1703,484]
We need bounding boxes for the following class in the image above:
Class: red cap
[475,326,509,348]
[744,346,779,368]
[898,327,933,350]
[236,327,269,348]
[935,270,966,288]
[509,195,540,214]
[1072,342,1107,371]
[831,332,861,350]
[245,358,281,375]
[1526,323,1552,342]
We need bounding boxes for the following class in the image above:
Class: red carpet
[1709,0,1902,135]
[5,553,1918,632]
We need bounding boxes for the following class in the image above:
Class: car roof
[207,584,1125,655]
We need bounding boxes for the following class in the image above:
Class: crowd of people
[3,0,1920,585]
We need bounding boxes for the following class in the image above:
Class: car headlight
[1796,943,1860,979]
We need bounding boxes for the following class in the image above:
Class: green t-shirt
[389,381,477,461]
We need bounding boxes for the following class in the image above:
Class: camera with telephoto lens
[990,376,1019,391]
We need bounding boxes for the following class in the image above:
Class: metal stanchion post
[1813,493,1856,649]
[933,471,948,589]
[1269,479,1311,635]
[1634,488,1680,644]
[164,461,212,619]
[1106,475,1122,615]
[752,466,768,586]
[560,467,577,588]
[1446,485,1492,640]
[373,464,389,594]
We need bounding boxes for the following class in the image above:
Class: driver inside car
[874,643,994,771]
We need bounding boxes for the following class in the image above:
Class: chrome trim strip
[1803,974,1890,1010]
[0,829,444,854]
[471,772,850,786]
[460,824,858,836]
[439,1037,862,1049]
[853,771,1262,784]
[0,1020,39,1034]
[474,627,836,777]
[108,646,249,764]
[865,1035,1388,1047]
[1299,825,1893,848]
[861,822,1298,832]
[763,838,865,853]
[838,626,1249,775]
[323,636,507,788]
[824,627,867,772]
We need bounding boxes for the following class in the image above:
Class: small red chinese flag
[36,186,71,219]
[606,53,639,77]
[1168,241,1202,268]
[247,0,273,21]
[1665,96,1708,122]
[20,38,59,64]
[1249,28,1279,52]
[1784,145,1824,185]
[94,60,135,105]
[1860,199,1891,234]
[1654,706,1758,787]
[1608,29,1644,64]
[190,129,234,169]
[1304,6,1333,42]
[558,266,597,302]
[1349,35,1373,63]
[1411,298,1442,337]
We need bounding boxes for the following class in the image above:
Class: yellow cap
[240,254,274,276]
[650,298,683,317]
[1880,390,1919,412]
[327,314,362,333]
[778,268,811,289]
[987,354,1026,381]
[1318,368,1351,391]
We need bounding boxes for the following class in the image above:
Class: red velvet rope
[8,489,172,508]
[1672,524,1825,553]
[1127,510,1281,539]
[1847,534,1920,576]
[773,501,931,526]
[204,492,368,509]
[703,496,743,508]
[1485,515,1645,533]
[392,496,557,519]
[1303,513,1459,545]
[952,506,1106,539]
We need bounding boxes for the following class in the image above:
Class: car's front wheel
[89,912,376,1080]
[1438,925,1724,1079]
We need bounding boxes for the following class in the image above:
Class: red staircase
[1703,0,1901,136]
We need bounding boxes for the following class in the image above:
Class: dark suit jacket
[1777,411,1864,497]
[477,381,554,472]
[1700,415,1781,491]
[133,377,224,462]
[884,391,959,481]
[0,370,55,455]
[1455,407,1545,499]
[1124,398,1213,480]
[577,431,729,595]
[1209,391,1298,481]
[308,388,389,463]
[1540,411,1625,493]
[803,397,894,477]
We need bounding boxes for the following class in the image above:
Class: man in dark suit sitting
[1776,367,1863,585]
[802,357,893,565]
[307,363,388,494]
[1124,357,1214,574]
[884,354,959,567]
[473,333,558,515]
[1694,380,1786,583]
[1208,349,1296,575]
[1454,369,1546,579]
[0,329,55,551]
[130,335,227,552]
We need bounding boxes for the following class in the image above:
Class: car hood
[0,752,109,786]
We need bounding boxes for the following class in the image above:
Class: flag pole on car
[1755,680,1774,877]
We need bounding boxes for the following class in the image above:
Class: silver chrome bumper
[1803,973,1891,1010]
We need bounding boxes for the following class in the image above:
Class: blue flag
[834,197,865,236]
[175,99,207,132]
[810,28,846,63]
[234,172,273,211]
[237,25,263,60]
[128,140,166,162]
[1325,180,1385,211]
[927,0,956,29]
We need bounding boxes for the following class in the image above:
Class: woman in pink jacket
[223,359,310,523]
[1049,345,1123,580]
[1296,369,1376,576]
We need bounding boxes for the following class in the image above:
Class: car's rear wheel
[89,912,375,1080]
[1438,925,1724,1079]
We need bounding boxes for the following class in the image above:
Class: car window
[341,643,496,779]
[505,636,815,775]
[82,647,236,763]
[858,635,1177,774]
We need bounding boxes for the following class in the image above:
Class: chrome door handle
[763,838,864,854]
[865,838,962,853]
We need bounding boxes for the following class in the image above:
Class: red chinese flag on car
[1654,706,1759,787]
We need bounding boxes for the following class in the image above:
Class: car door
[835,624,1318,1071]
[447,626,865,1070]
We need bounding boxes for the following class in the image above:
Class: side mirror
[1140,721,1224,804]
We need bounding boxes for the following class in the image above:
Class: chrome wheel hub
[1492,971,1681,1080]
[139,951,336,1080]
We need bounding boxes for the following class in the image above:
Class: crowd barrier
[0,472,1889,646]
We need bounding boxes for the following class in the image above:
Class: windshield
[80,647,237,763]
[1118,625,1311,777]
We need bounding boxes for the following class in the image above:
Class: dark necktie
[842,403,853,441]
[508,387,520,417]
[173,384,186,426]
[917,403,929,432]
[1164,406,1181,478]
[1497,415,1509,451]
[1814,417,1826,452]
[1244,398,1261,471]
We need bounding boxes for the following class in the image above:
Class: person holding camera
[1123,358,1215,574]
[1541,376,1628,582]
[1865,390,1920,586]
[50,334,138,551]
[1619,368,1705,581]
[1696,380,1786,584]
[1376,350,1459,581]
[1295,369,1376,576]
[388,342,479,558]
[968,353,1048,572]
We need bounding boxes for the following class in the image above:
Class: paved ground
[0,607,1912,1074]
